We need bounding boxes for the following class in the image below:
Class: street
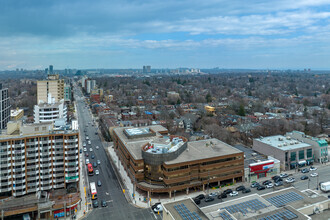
[74,86,157,220]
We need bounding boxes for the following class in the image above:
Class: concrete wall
[298,199,330,216]
[253,139,286,170]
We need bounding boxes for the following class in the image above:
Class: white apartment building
[34,94,67,124]
[0,122,79,197]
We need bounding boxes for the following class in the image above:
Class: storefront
[248,160,276,182]
[54,204,78,219]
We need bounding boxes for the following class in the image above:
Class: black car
[95,132,98,135]
[272,175,280,180]
[262,180,272,185]
[218,193,227,199]
[97,180,101,186]
[101,200,107,207]
[85,153,89,157]
[301,168,309,173]
[251,182,260,188]
[224,189,233,194]
[92,200,99,208]
[91,154,95,159]
[193,198,201,204]
[151,202,161,210]
[274,177,283,183]
[80,149,83,154]
[301,175,309,180]
[236,186,245,191]
[195,194,205,200]
[242,188,251,193]
[93,162,97,168]
[257,185,266,191]
[205,197,214,202]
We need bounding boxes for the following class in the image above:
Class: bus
[90,182,97,200]
[87,163,94,176]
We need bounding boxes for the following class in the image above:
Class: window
[299,150,304,160]
[307,149,312,158]
[290,152,296,161]
[35,127,39,132]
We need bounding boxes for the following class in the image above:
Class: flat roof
[113,125,168,160]
[254,135,311,151]
[165,139,242,165]
[163,198,209,220]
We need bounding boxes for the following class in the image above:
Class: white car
[83,142,86,147]
[286,177,295,183]
[280,173,288,178]
[229,191,238,197]
[85,159,90,164]
[96,146,99,150]
[83,147,87,152]
[88,141,91,145]
[266,183,274,188]
[90,148,93,152]
[86,136,89,140]
[310,173,318,177]
[95,170,99,175]
[153,204,163,213]
[97,160,101,165]
[309,167,317,171]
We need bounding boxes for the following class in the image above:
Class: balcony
[54,183,65,188]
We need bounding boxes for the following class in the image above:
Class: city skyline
[1,0,330,70]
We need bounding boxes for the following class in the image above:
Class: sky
[1,0,330,70]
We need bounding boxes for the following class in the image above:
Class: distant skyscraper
[0,83,11,129]
[143,65,151,73]
[49,65,53,74]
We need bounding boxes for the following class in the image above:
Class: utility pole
[208,170,210,194]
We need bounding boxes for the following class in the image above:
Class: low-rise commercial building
[288,131,329,163]
[253,135,313,170]
[113,125,244,198]
[10,108,24,121]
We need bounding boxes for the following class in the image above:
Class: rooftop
[254,135,311,151]
[163,198,209,220]
[164,139,242,165]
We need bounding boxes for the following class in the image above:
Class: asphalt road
[74,86,157,220]
[197,165,330,208]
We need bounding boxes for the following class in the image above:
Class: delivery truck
[320,181,330,193]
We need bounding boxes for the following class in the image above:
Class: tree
[238,104,245,116]
[206,93,212,103]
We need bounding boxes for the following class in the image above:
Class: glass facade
[307,149,312,158]
[290,152,296,161]
[299,150,304,160]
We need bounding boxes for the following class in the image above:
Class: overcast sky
[1,0,330,70]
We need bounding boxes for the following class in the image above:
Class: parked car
[274,177,283,183]
[272,175,280,180]
[193,198,201,204]
[242,188,251,194]
[236,186,245,191]
[92,200,98,208]
[224,189,233,194]
[83,148,87,152]
[208,192,218,197]
[101,200,107,207]
[266,183,274,188]
[153,204,163,213]
[257,186,266,191]
[251,182,260,188]
[95,170,99,175]
[301,168,309,173]
[310,173,318,177]
[80,149,82,154]
[280,173,289,178]
[218,193,227,199]
[229,191,238,197]
[286,177,295,183]
[195,194,205,200]
[262,180,272,185]
[309,166,317,171]
[275,181,283,187]
[83,142,86,147]
[205,197,214,202]
[97,180,101,186]
[301,175,309,180]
